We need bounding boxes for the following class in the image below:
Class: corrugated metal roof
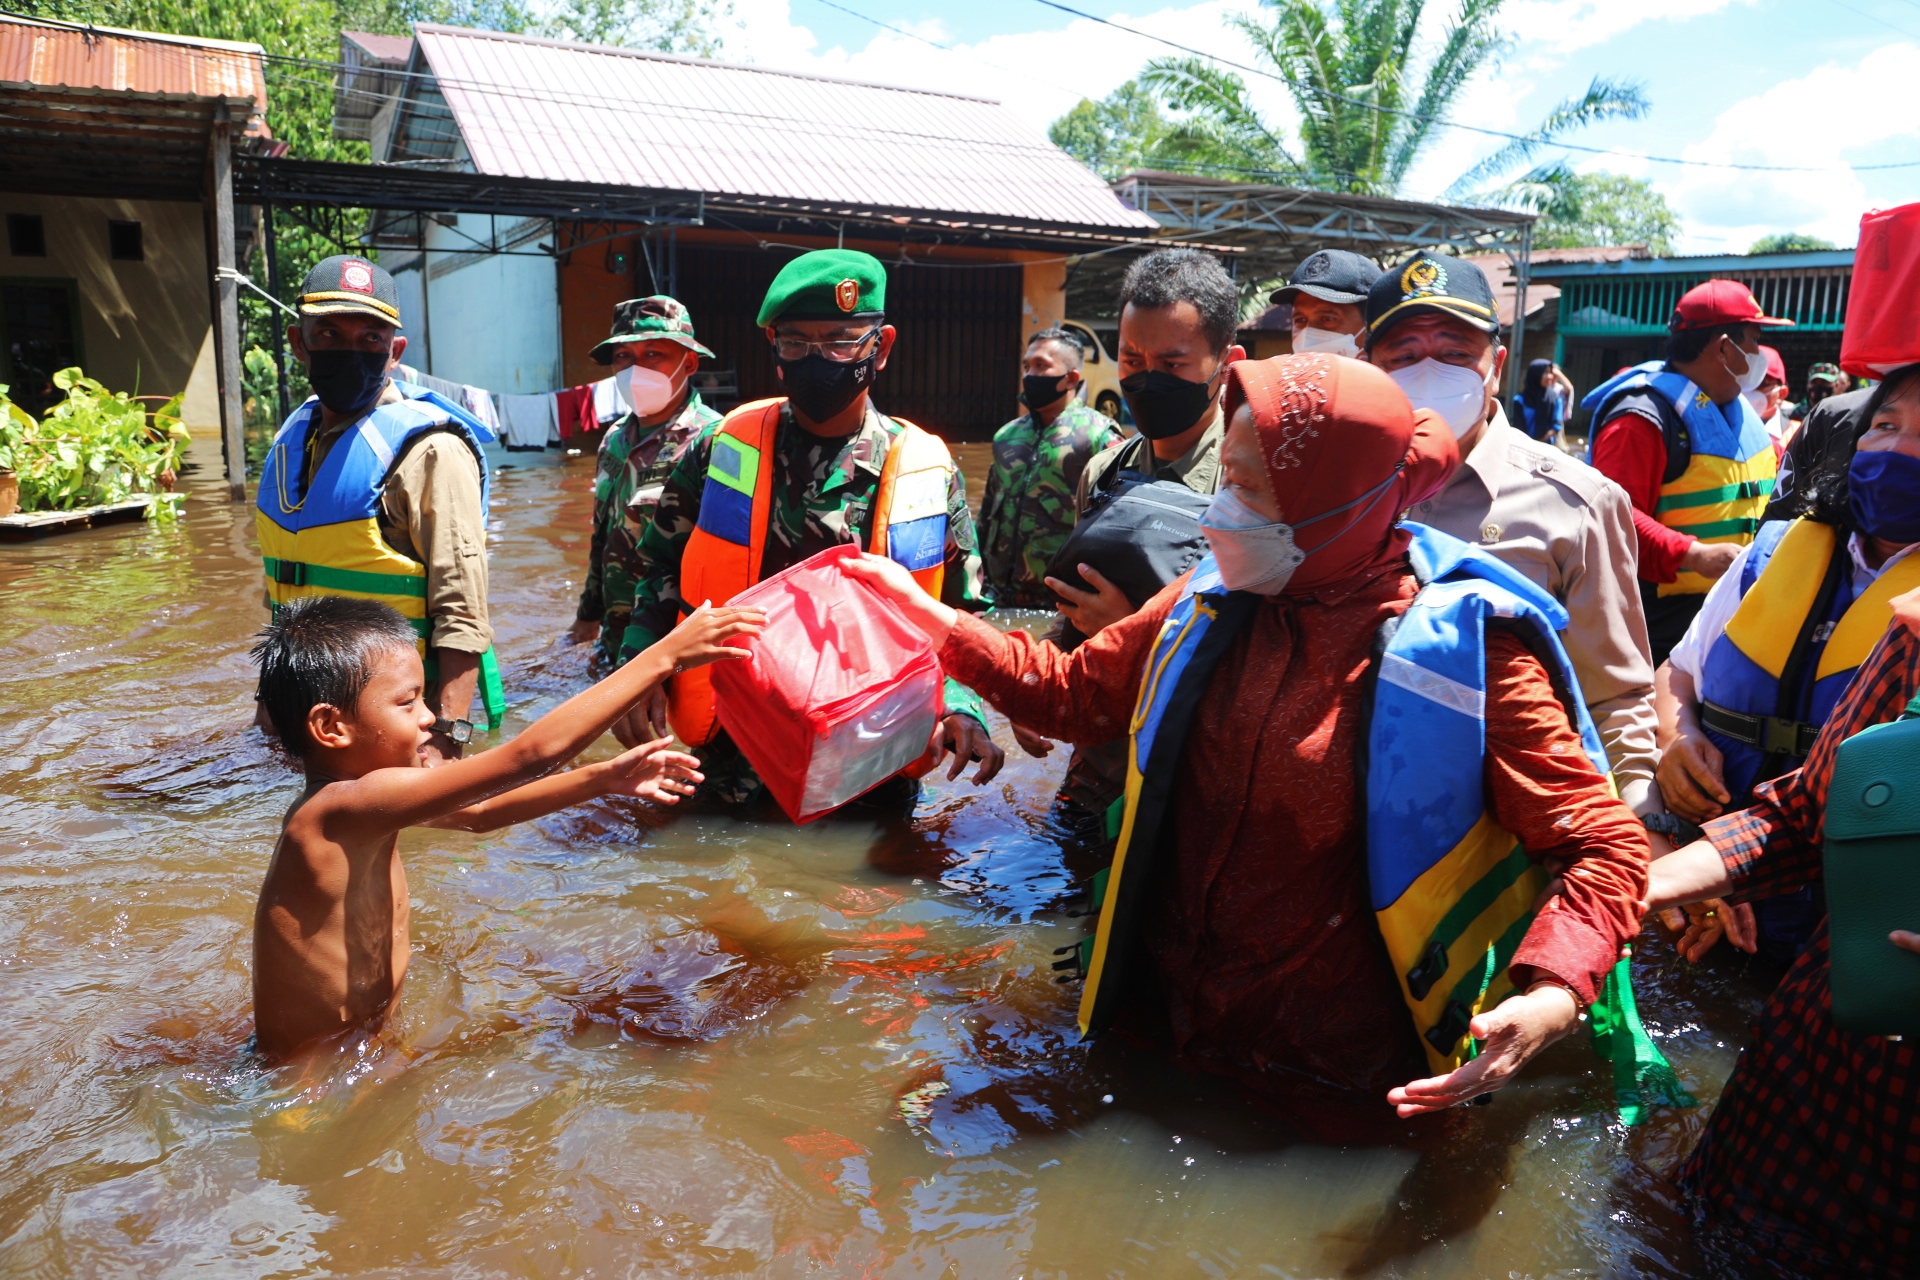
[343,30,414,65]
[0,15,266,106]
[410,25,1156,236]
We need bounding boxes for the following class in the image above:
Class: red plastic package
[711,544,945,822]
[1841,202,1920,380]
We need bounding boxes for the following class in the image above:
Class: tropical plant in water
[1082,0,1646,197]
[0,370,189,520]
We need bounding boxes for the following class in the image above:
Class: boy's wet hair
[253,596,421,756]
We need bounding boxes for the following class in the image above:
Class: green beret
[757,249,887,327]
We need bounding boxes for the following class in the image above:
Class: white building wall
[401,214,559,395]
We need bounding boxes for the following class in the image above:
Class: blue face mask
[1848,449,1920,545]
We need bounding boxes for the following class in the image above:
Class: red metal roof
[411,25,1156,236]
[0,15,266,106]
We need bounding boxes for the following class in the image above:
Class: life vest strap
[264,556,428,598]
[1700,699,1820,757]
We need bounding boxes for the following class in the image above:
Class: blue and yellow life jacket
[1069,524,1687,1115]
[1583,362,1777,596]
[1699,517,1920,804]
[256,386,507,728]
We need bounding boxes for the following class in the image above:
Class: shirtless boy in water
[249,594,762,1061]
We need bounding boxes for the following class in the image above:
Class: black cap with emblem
[1364,251,1500,344]
[1270,249,1382,307]
[296,254,401,325]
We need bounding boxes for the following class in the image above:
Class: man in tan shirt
[1364,254,1670,843]
[264,255,493,764]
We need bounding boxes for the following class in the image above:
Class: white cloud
[725,0,1288,140]
[1501,0,1748,56]
[1656,41,1920,251]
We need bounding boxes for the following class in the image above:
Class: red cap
[1760,345,1787,385]
[1671,278,1793,331]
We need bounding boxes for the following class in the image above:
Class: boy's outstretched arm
[330,604,762,838]
[428,738,703,832]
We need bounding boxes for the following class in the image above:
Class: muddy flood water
[1,433,1781,1278]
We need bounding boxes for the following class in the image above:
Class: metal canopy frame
[1078,172,1539,396]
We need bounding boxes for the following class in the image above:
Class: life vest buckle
[268,558,307,587]
[1406,940,1450,1002]
[1425,1000,1473,1057]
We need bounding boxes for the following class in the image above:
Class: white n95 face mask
[1733,344,1770,393]
[1386,358,1490,436]
[1290,327,1362,360]
[1198,485,1305,595]
[1742,389,1770,418]
[616,365,677,417]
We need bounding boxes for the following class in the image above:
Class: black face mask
[1120,366,1219,440]
[306,349,391,416]
[778,352,877,425]
[1022,373,1072,412]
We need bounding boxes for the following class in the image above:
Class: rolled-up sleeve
[382,433,493,654]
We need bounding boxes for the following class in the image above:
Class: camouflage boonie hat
[590,295,715,365]
[1807,362,1846,386]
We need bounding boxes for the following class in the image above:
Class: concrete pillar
[208,102,247,501]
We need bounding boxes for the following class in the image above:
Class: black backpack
[1044,469,1212,615]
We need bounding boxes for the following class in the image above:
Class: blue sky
[723,0,1920,252]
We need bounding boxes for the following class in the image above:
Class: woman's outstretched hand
[840,554,959,646]
[1385,982,1580,1117]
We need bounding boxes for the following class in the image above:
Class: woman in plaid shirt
[1651,602,1920,1278]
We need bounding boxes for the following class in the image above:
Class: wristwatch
[431,717,475,745]
[1641,811,1702,844]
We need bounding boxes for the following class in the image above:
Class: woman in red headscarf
[846,354,1648,1138]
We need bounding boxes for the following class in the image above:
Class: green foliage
[1049,81,1176,182]
[536,0,733,56]
[1054,0,1647,200]
[0,371,189,519]
[1749,232,1838,255]
[1478,163,1680,254]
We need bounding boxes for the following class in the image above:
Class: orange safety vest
[667,398,954,746]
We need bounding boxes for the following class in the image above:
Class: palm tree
[1136,0,1647,197]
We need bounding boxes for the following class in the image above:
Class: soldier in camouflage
[617,249,1003,808]
[977,327,1122,608]
[568,296,722,667]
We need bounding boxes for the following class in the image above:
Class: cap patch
[1298,255,1330,282]
[1400,258,1446,299]
[341,261,375,294]
[835,279,860,313]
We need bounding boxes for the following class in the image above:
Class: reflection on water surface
[0,435,1775,1276]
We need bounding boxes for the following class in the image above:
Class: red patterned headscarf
[1224,354,1457,593]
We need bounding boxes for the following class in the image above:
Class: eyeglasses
[770,328,881,363]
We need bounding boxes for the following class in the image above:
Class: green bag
[1824,692,1920,1036]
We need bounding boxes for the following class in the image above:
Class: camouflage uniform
[576,392,721,665]
[576,294,719,666]
[624,401,991,805]
[977,400,1122,608]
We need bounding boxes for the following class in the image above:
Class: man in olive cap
[618,248,1003,808]
[256,254,503,762]
[568,296,723,667]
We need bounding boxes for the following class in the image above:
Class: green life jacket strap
[263,556,428,598]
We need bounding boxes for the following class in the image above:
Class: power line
[1026,0,1920,174]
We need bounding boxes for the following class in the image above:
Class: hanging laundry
[499,393,558,450]
[392,363,469,404]
[461,384,501,437]
[554,385,597,440]
[590,376,625,426]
